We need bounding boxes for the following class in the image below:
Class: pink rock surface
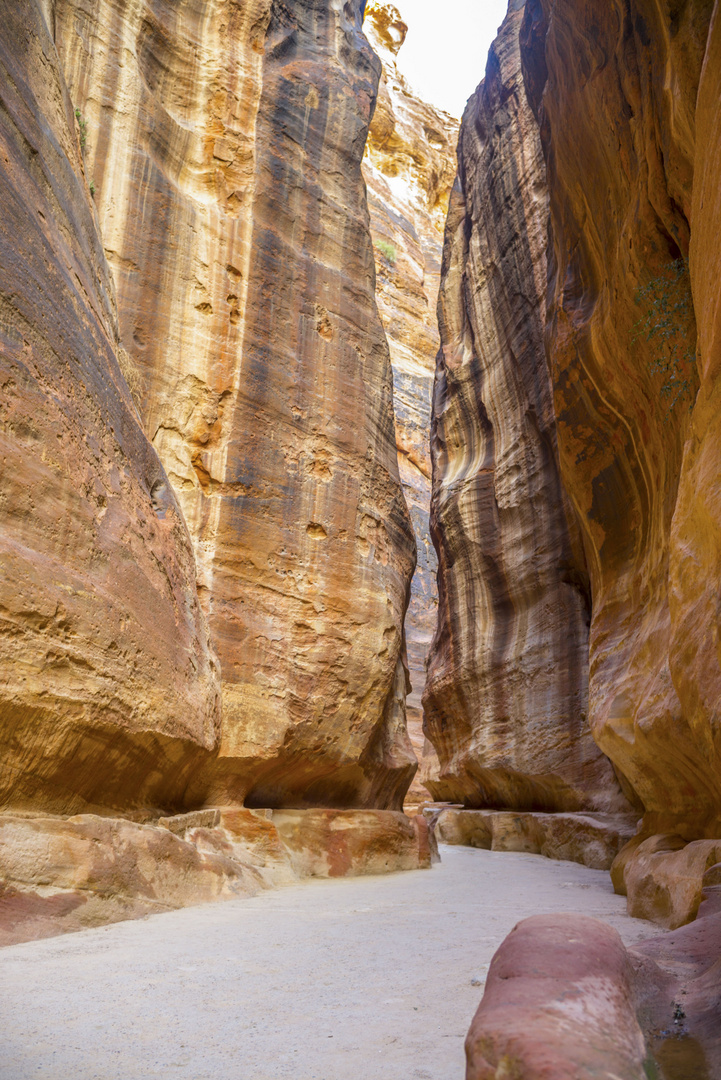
[465,913,648,1080]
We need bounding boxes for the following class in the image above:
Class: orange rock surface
[434,808,637,871]
[612,832,721,929]
[52,0,417,809]
[0,0,220,816]
[422,2,622,813]
[520,0,721,837]
[0,0,432,943]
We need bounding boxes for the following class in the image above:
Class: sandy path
[0,846,657,1080]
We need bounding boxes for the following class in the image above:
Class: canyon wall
[0,0,220,816]
[519,0,721,844]
[423,1,624,813]
[0,0,430,943]
[425,0,721,915]
[361,2,459,804]
[52,0,417,810]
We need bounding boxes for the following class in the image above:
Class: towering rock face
[0,0,220,815]
[53,0,417,810]
[361,2,459,803]
[520,0,721,839]
[423,1,623,812]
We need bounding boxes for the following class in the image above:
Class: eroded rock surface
[271,807,434,876]
[54,0,417,810]
[423,1,622,813]
[467,890,721,1080]
[465,914,649,1080]
[0,0,220,816]
[520,0,721,840]
[0,808,433,947]
[362,3,459,807]
[612,833,721,930]
[434,808,637,871]
[0,0,431,945]
[631,870,721,1075]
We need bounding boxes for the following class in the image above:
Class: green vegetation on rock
[633,258,696,411]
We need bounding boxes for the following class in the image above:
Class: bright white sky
[390,0,510,118]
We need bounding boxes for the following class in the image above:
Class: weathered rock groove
[423,0,625,815]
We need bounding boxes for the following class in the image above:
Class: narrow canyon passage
[2,0,721,1073]
[0,847,656,1080]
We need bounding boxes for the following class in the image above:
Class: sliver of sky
[390,0,510,118]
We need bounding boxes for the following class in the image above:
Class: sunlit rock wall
[423,1,624,813]
[53,0,417,810]
[362,2,459,804]
[0,0,220,816]
[520,0,721,838]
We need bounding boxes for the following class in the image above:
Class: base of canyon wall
[0,809,436,948]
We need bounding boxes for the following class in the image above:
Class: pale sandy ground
[0,845,659,1080]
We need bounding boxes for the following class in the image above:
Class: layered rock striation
[423,1,623,813]
[0,0,428,943]
[428,0,721,915]
[520,0,721,849]
[361,3,459,805]
[52,0,417,810]
[0,0,220,816]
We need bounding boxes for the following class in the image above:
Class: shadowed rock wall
[423,1,624,813]
[53,0,417,810]
[361,2,459,805]
[520,0,721,841]
[0,0,221,816]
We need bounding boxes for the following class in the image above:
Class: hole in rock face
[314,304,333,341]
[306,522,328,539]
[424,125,445,149]
[150,479,170,518]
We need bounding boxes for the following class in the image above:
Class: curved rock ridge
[466,886,721,1076]
[361,2,459,804]
[0,0,220,816]
[422,1,624,813]
[465,915,649,1080]
[53,0,417,809]
[520,0,721,839]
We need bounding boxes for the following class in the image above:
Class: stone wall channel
[2,0,721,988]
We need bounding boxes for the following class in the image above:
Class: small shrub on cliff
[632,258,695,410]
[74,108,88,152]
[377,239,397,266]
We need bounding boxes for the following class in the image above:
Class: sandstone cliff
[0,0,431,944]
[361,2,459,805]
[425,0,721,919]
[0,0,220,816]
[520,0,721,851]
[422,1,624,813]
[52,0,417,810]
